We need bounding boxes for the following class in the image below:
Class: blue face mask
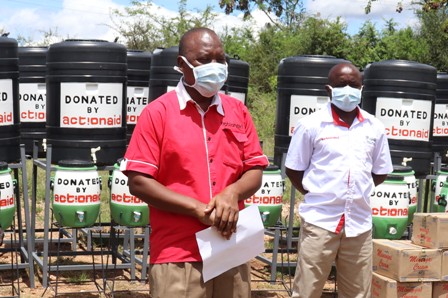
[179,56,228,98]
[328,85,362,112]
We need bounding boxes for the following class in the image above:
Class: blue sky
[1,0,419,45]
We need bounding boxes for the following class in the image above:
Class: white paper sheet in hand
[196,204,265,283]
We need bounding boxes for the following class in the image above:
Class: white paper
[196,204,265,282]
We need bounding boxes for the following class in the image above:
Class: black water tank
[0,35,20,163]
[149,46,180,101]
[274,55,349,167]
[362,60,437,177]
[433,72,448,158]
[126,50,151,143]
[46,39,127,165]
[18,46,48,156]
[225,55,249,104]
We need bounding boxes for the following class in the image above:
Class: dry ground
[0,164,338,297]
[0,229,337,298]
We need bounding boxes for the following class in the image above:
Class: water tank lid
[0,161,8,171]
[386,174,405,182]
[392,165,414,174]
[57,159,96,169]
[265,164,280,172]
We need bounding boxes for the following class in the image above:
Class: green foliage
[246,89,277,157]
[298,17,349,58]
[345,20,429,70]
[417,9,448,71]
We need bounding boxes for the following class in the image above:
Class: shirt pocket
[222,128,247,169]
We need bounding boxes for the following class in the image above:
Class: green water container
[244,165,285,227]
[0,162,15,230]
[371,174,410,239]
[437,176,448,212]
[433,166,448,212]
[109,163,149,227]
[52,160,101,228]
[392,165,418,224]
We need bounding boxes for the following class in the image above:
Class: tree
[417,8,448,70]
[219,0,305,28]
[345,20,428,69]
[365,0,448,14]
[109,0,216,51]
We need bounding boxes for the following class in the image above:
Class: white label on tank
[0,79,14,126]
[435,174,447,204]
[245,173,284,205]
[0,173,15,210]
[126,86,149,125]
[289,95,329,136]
[371,184,409,218]
[403,175,418,208]
[60,83,123,128]
[376,97,431,142]
[433,103,448,136]
[19,83,46,122]
[53,170,101,205]
[228,91,246,104]
[111,169,147,206]
[218,90,246,104]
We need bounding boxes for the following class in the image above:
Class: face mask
[179,56,228,97]
[329,85,362,112]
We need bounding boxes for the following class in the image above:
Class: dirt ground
[0,229,338,298]
[0,168,339,297]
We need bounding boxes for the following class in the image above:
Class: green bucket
[109,163,149,227]
[392,165,417,224]
[371,174,409,239]
[0,162,15,230]
[245,165,284,227]
[433,167,448,212]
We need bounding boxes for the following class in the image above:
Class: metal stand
[251,152,300,294]
[80,223,150,280]
[31,144,139,289]
[0,145,35,289]
[255,224,296,285]
[121,225,150,281]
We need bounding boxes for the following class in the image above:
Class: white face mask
[328,85,362,112]
[179,56,228,97]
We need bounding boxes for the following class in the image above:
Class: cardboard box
[373,239,442,282]
[443,251,448,281]
[372,272,396,298]
[412,213,448,249]
[433,282,448,298]
[372,272,432,298]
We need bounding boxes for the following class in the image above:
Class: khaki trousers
[292,221,372,298]
[149,262,251,298]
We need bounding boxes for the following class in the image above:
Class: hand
[205,188,239,239]
[197,204,216,226]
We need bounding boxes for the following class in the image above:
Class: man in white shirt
[285,62,393,298]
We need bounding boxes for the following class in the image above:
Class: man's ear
[325,85,332,98]
[177,55,186,73]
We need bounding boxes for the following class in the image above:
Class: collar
[329,103,364,128]
[175,80,224,116]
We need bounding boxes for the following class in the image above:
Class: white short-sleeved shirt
[285,102,393,237]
